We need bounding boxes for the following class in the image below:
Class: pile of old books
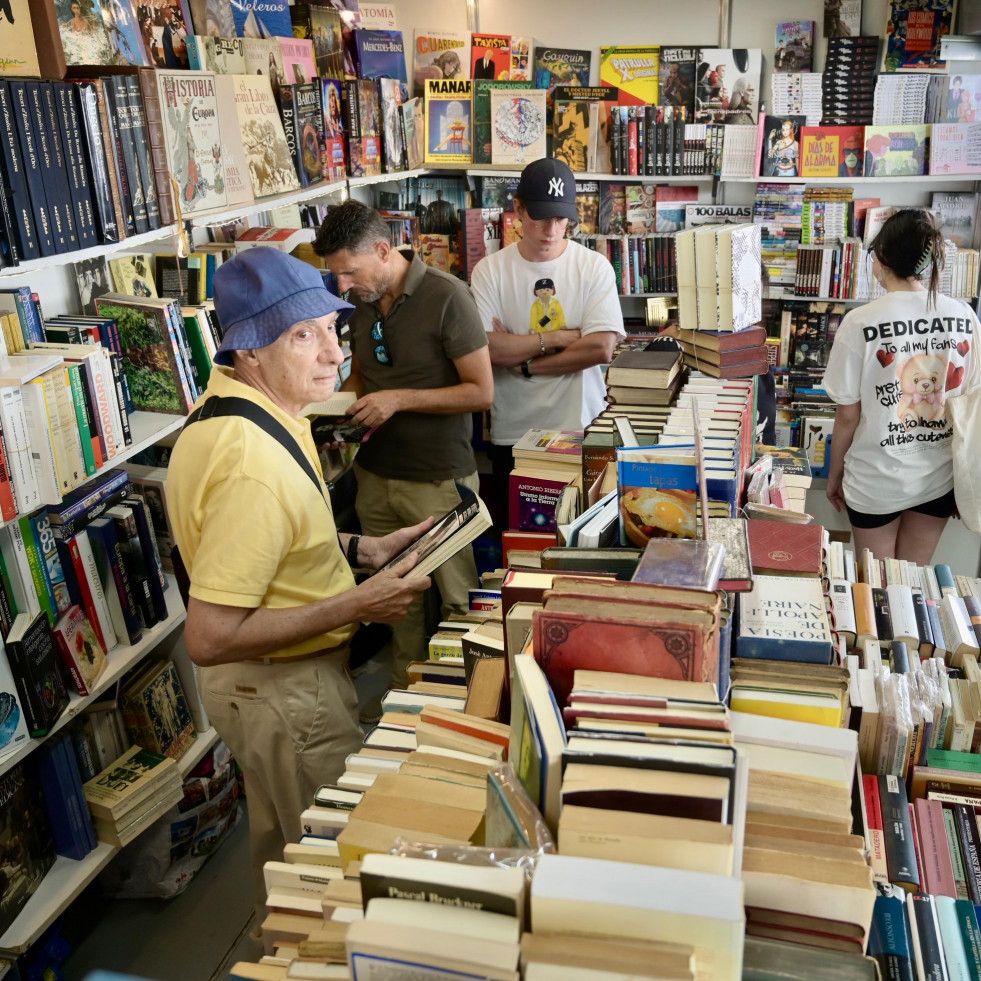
[82,744,183,847]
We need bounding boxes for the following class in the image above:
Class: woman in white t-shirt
[823,209,980,564]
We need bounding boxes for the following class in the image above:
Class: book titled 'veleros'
[737,575,833,664]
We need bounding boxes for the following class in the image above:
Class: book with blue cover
[616,446,698,546]
[230,0,292,40]
[354,29,407,83]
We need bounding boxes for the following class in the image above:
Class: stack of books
[678,326,769,378]
[83,744,183,847]
[558,670,741,877]
[732,712,876,954]
[604,348,683,406]
[507,429,583,534]
[745,444,813,515]
[822,37,878,127]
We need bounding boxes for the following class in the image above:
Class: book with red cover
[682,355,769,379]
[533,607,719,707]
[501,530,557,566]
[747,518,823,577]
[679,326,766,354]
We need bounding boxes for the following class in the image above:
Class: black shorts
[846,488,957,529]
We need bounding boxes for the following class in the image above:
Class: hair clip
[914,241,933,276]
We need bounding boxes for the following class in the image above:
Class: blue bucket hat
[212,248,354,367]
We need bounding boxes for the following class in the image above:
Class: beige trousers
[198,650,363,922]
[354,463,481,690]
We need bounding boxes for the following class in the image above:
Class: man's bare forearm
[526,333,618,376]
[389,382,493,414]
[486,331,547,367]
[186,593,363,666]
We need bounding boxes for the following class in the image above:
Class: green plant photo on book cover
[95,302,182,413]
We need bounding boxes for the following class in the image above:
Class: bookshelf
[188,178,349,227]
[0,412,185,533]
[726,176,981,186]
[0,724,219,955]
[0,574,187,782]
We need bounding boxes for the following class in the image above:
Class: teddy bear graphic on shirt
[897,352,947,426]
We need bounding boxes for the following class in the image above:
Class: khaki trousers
[199,650,363,922]
[354,463,481,690]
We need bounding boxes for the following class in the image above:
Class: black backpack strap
[181,396,327,504]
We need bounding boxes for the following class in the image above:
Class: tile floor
[60,646,395,981]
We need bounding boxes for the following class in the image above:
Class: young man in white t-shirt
[470,157,625,516]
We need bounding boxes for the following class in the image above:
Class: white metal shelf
[0,411,185,534]
[0,724,219,954]
[0,227,178,281]
[189,179,348,226]
[729,175,981,185]
[466,165,714,183]
[0,574,186,782]
[348,168,431,188]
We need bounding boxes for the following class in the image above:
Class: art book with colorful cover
[278,37,316,84]
[882,0,957,73]
[800,125,865,177]
[624,184,657,235]
[52,603,106,696]
[473,80,530,164]
[695,48,762,124]
[155,70,228,215]
[774,21,814,72]
[945,75,981,123]
[347,79,382,176]
[617,446,698,547]
[0,0,39,76]
[402,96,424,169]
[378,77,406,172]
[928,123,981,176]
[553,100,590,173]
[291,3,344,80]
[233,74,299,197]
[471,33,510,81]
[535,47,591,97]
[412,29,469,98]
[242,37,286,99]
[600,46,659,106]
[291,81,326,185]
[658,47,697,117]
[355,29,407,82]
[55,0,115,66]
[760,115,806,177]
[322,78,346,179]
[231,0,291,39]
[491,88,547,166]
[863,125,928,177]
[424,78,472,164]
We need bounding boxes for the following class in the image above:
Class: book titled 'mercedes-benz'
[355,29,407,82]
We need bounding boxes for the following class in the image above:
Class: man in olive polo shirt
[167,249,433,918]
[314,201,493,717]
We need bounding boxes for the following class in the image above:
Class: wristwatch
[520,360,533,378]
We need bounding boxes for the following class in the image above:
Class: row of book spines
[583,236,677,296]
[608,106,723,177]
[0,74,160,268]
[794,240,864,299]
[0,484,166,652]
[37,731,98,860]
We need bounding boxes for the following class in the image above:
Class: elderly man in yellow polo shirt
[167,249,432,919]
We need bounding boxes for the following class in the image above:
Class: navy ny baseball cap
[516,157,579,221]
[212,249,354,367]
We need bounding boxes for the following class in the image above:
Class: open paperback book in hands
[304,391,375,444]
[378,491,493,578]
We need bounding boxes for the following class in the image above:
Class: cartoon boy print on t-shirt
[529,278,567,333]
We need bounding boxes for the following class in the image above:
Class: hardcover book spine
[28,81,75,253]
[7,79,55,256]
[51,622,87,695]
[908,894,946,981]
[75,83,121,243]
[0,81,39,261]
[125,499,167,622]
[37,741,88,860]
[109,76,148,235]
[52,82,97,248]
[135,68,175,227]
[124,76,161,231]
[955,898,981,981]
[957,803,981,906]
[107,353,132,446]
[66,365,96,478]
[343,81,362,178]
[869,892,915,981]
[879,774,920,893]
[0,421,17,524]
[863,773,889,885]
[5,635,42,737]
[873,586,895,643]
[88,520,141,645]
[99,80,136,238]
